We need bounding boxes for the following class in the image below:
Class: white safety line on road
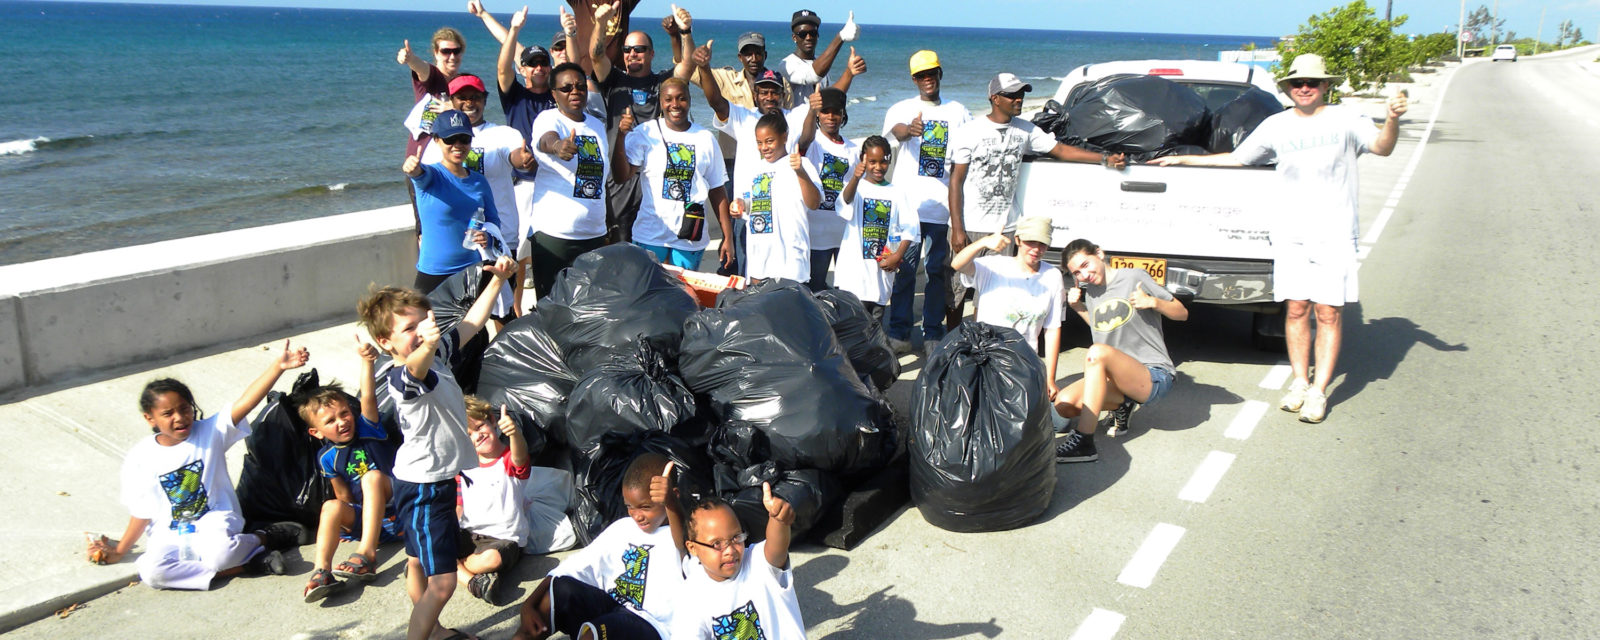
[1224,401,1270,440]
[1179,451,1237,503]
[1362,207,1396,244]
[1118,523,1186,588]
[1068,608,1127,640]
[1355,245,1371,261]
[1359,61,1459,253]
[1258,363,1291,389]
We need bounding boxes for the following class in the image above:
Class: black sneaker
[1105,399,1136,437]
[252,522,303,551]
[1055,431,1098,463]
[246,549,287,576]
[468,571,499,605]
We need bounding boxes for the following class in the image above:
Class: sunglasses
[621,45,651,54]
[521,57,551,67]
[441,134,473,145]
[453,92,485,102]
[913,70,940,81]
[436,46,462,57]
[1288,79,1324,89]
[553,83,583,94]
[794,29,819,40]
[551,42,567,52]
[995,90,1025,100]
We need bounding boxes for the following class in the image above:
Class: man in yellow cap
[882,50,972,358]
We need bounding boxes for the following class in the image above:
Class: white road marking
[1118,523,1186,588]
[1179,451,1237,503]
[1068,608,1127,640]
[1258,363,1292,389]
[1224,401,1270,440]
[1356,245,1371,261]
[1362,207,1396,245]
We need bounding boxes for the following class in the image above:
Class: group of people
[86,0,1410,635]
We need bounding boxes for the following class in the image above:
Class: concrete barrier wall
[0,206,417,393]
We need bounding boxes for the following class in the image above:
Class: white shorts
[1273,242,1358,305]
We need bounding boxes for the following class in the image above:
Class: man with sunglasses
[778,9,857,110]
[1155,53,1407,424]
[947,72,1125,333]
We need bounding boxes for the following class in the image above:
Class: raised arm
[951,232,1008,277]
[355,335,381,422]
[651,461,688,559]
[610,110,639,183]
[762,482,794,569]
[498,404,532,467]
[454,256,516,344]
[791,152,821,210]
[468,0,513,45]
[669,5,696,80]
[829,47,866,94]
[232,340,309,426]
[587,1,620,84]
[1370,91,1408,157]
[397,39,433,82]
[692,41,729,120]
[793,92,820,155]
[496,5,528,94]
[840,155,865,205]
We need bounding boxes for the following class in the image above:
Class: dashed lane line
[1178,451,1237,504]
[1068,608,1128,640]
[1258,363,1291,389]
[1117,523,1186,589]
[1224,401,1271,440]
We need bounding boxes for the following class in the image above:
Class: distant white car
[1491,45,1518,62]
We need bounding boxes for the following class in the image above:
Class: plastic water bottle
[178,522,197,562]
[462,208,486,250]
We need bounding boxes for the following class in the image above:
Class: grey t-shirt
[1083,268,1175,372]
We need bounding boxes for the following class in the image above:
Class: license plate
[1108,256,1167,286]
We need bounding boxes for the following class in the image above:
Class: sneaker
[1055,430,1098,463]
[1299,389,1328,423]
[252,522,303,551]
[889,337,914,355]
[1279,379,1310,412]
[468,571,499,605]
[247,549,287,576]
[577,621,600,640]
[1105,399,1135,437]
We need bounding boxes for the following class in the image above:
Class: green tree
[1277,1,1410,95]
[1408,32,1457,66]
[1464,6,1504,45]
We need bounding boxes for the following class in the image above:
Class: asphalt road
[14,49,1600,639]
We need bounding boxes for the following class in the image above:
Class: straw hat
[1278,53,1342,92]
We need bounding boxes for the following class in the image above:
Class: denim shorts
[1143,365,1175,406]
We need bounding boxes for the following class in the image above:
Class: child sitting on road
[299,337,404,603]
[513,454,686,640]
[357,255,515,640]
[838,134,920,321]
[670,486,804,639]
[86,342,308,590]
[454,395,533,606]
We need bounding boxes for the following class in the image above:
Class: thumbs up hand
[692,39,714,68]
[397,39,414,66]
[762,482,794,524]
[497,404,518,437]
[557,127,579,161]
[907,112,924,138]
[649,460,677,507]
[840,10,859,41]
[402,152,422,177]
[847,47,866,76]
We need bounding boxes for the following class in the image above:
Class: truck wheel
[1251,308,1286,353]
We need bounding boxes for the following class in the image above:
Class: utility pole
[1457,0,1467,58]
[1534,6,1546,55]
[1491,0,1500,43]
[1385,0,1393,22]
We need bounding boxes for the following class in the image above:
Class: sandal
[332,553,377,582]
[303,568,342,603]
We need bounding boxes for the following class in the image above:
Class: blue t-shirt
[412,163,503,276]
[316,415,401,503]
[499,82,556,182]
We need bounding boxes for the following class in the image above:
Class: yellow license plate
[1108,256,1167,286]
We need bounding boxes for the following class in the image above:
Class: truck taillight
[1148,68,1183,76]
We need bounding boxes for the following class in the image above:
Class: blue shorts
[635,242,704,270]
[337,502,406,544]
[392,478,460,577]
[1142,366,1175,406]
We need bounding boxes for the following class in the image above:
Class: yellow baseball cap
[909,50,940,75]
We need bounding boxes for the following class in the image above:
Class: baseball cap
[909,50,940,75]
[448,74,487,95]
[737,31,766,52]
[791,9,820,30]
[551,31,568,48]
[432,110,473,140]
[520,44,551,66]
[1015,217,1053,245]
[753,69,784,88]
[988,72,1032,96]
[818,87,847,111]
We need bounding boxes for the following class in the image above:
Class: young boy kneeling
[513,454,685,640]
[357,256,514,640]
[670,487,804,639]
[454,395,533,606]
[300,337,403,602]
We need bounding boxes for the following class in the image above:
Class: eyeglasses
[436,46,462,57]
[793,29,819,40]
[691,532,747,552]
[1287,79,1323,89]
[441,134,473,145]
[553,83,583,94]
[622,45,651,54]
[995,90,1025,100]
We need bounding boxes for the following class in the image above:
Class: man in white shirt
[777,9,857,109]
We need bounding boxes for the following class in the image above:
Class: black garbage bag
[910,321,1056,533]
[712,276,804,309]
[706,421,774,494]
[239,369,336,530]
[724,464,844,542]
[1206,87,1284,153]
[1060,74,1211,159]
[569,430,713,546]
[426,264,503,394]
[1030,99,1068,137]
[680,285,893,474]
[477,312,578,441]
[563,341,701,451]
[813,288,900,391]
[538,244,700,374]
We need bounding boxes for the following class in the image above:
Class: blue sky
[66,0,1600,39]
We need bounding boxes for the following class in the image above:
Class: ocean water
[0,0,1272,265]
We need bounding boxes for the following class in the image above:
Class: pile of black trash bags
[1031,73,1286,163]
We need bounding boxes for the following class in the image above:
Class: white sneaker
[1299,389,1328,423]
[1279,379,1309,412]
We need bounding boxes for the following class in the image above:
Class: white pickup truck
[1019,60,1289,348]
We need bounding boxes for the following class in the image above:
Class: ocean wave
[328,183,347,191]
[848,96,879,104]
[288,181,390,197]
[0,137,47,156]
[0,130,180,157]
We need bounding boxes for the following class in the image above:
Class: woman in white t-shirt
[950,216,1065,395]
[612,77,732,271]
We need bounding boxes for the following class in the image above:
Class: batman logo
[1092,298,1135,333]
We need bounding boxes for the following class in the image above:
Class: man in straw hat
[1155,53,1407,424]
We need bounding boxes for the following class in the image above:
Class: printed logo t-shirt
[530,109,610,240]
[882,98,971,224]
